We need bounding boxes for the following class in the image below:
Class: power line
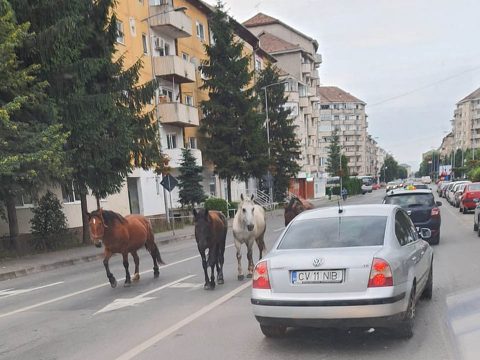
[369,65,480,108]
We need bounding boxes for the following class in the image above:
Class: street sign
[160,173,178,192]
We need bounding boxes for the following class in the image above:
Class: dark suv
[384,189,442,245]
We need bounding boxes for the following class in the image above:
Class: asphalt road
[0,190,476,360]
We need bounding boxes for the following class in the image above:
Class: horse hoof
[110,278,117,288]
[204,283,211,290]
[218,278,224,285]
[154,272,160,279]
[124,282,131,288]
[246,273,253,279]
[132,273,140,282]
[210,282,216,290]
[238,275,245,281]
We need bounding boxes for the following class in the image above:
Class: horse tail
[144,218,165,265]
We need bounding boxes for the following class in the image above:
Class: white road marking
[95,275,195,315]
[0,282,64,299]
[273,227,285,232]
[0,244,236,320]
[115,281,252,360]
[169,282,203,289]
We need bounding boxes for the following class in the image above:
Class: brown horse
[193,209,227,290]
[284,196,314,226]
[88,209,164,288]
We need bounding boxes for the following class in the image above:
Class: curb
[0,233,196,282]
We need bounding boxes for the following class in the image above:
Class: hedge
[204,197,228,216]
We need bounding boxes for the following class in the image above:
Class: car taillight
[368,258,393,287]
[431,207,440,217]
[253,261,271,289]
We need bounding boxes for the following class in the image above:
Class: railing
[246,189,274,210]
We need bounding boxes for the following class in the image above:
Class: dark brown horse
[193,209,227,290]
[88,209,164,288]
[284,196,314,226]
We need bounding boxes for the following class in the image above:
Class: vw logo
[313,258,324,267]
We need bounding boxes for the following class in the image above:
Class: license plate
[291,270,344,284]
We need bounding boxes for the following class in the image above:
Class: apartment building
[244,13,323,199]
[439,132,454,158]
[318,86,370,176]
[452,87,480,152]
[377,147,387,179]
[366,135,379,177]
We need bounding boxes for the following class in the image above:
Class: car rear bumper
[462,200,477,210]
[251,292,407,324]
[413,218,441,234]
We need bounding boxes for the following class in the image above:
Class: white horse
[233,194,267,280]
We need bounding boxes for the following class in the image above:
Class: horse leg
[103,250,117,288]
[150,245,160,279]
[235,239,244,281]
[122,253,131,287]
[207,245,217,289]
[256,234,266,260]
[199,247,211,290]
[216,243,225,285]
[246,241,254,278]
[131,250,140,282]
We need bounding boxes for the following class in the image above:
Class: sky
[204,0,480,171]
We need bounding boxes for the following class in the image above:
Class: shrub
[204,197,228,216]
[30,191,68,250]
[469,167,480,182]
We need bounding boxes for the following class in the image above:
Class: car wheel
[459,205,463,212]
[397,285,416,338]
[477,221,480,237]
[421,264,433,300]
[474,221,478,232]
[463,207,469,214]
[260,324,287,338]
[430,231,440,245]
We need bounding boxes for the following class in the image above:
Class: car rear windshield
[384,193,435,207]
[468,184,480,191]
[278,216,387,249]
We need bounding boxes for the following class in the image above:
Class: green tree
[12,0,163,243]
[380,155,400,182]
[341,154,350,179]
[177,149,206,208]
[199,1,267,201]
[326,130,341,176]
[0,0,68,248]
[398,166,408,179]
[256,65,301,201]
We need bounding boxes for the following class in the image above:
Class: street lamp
[261,80,288,206]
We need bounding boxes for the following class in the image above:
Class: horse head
[240,194,256,232]
[193,208,211,248]
[87,208,108,248]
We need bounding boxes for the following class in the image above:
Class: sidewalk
[0,225,196,282]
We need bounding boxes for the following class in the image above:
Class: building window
[62,183,81,203]
[320,104,329,109]
[188,137,197,149]
[182,52,189,61]
[129,17,136,36]
[142,33,148,54]
[255,58,262,71]
[154,37,170,56]
[185,95,194,106]
[159,88,173,102]
[167,134,177,149]
[116,20,125,44]
[196,21,205,41]
[15,192,33,207]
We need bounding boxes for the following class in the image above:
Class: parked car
[384,189,442,244]
[438,181,451,197]
[444,182,457,202]
[460,183,480,214]
[251,204,433,339]
[454,183,470,208]
[473,200,480,234]
[372,183,381,190]
[448,182,470,205]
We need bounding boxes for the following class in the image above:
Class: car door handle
[411,256,417,261]
[421,251,425,256]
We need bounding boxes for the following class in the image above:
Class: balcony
[312,108,320,118]
[303,106,312,115]
[299,96,309,108]
[285,91,299,102]
[301,63,312,74]
[314,54,322,65]
[149,6,192,38]
[311,69,320,79]
[164,148,202,168]
[158,102,199,127]
[153,55,196,83]
[308,126,317,136]
[306,147,316,156]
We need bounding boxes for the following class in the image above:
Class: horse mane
[91,209,128,226]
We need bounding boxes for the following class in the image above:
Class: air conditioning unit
[154,38,164,50]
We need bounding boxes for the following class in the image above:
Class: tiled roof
[243,12,279,27]
[258,31,301,53]
[318,86,365,104]
[458,87,480,104]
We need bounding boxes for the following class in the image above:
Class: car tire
[260,324,287,338]
[430,231,440,245]
[463,207,469,214]
[477,221,480,237]
[421,264,433,300]
[397,285,416,338]
[474,221,478,232]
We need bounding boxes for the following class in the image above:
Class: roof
[318,86,365,104]
[243,12,319,51]
[458,87,480,104]
[296,204,396,221]
[257,31,301,53]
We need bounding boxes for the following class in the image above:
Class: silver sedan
[251,204,433,338]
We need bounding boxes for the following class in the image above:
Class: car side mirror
[418,228,432,240]
[436,201,442,207]
[474,198,479,203]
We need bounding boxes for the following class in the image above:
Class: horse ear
[86,212,91,220]
[251,194,254,201]
[241,194,244,201]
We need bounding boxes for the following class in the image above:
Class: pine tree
[200,1,267,201]
[177,149,206,208]
[0,0,68,248]
[326,129,342,176]
[256,65,301,201]
[11,0,164,243]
